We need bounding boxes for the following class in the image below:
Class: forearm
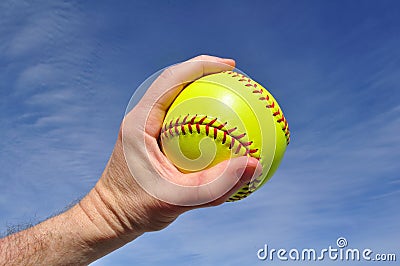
[0,185,141,266]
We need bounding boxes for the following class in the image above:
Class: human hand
[81,55,262,241]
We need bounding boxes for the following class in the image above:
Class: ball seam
[160,114,259,157]
[223,71,290,145]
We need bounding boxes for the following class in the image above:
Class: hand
[84,55,262,237]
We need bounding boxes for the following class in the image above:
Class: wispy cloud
[1,1,81,58]
[15,63,60,93]
[0,1,115,226]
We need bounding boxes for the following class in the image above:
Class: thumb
[178,156,262,206]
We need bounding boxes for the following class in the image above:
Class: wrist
[92,139,186,235]
[67,177,146,263]
[77,184,143,243]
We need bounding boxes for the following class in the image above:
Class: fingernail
[219,58,235,66]
[235,166,255,181]
[236,161,263,180]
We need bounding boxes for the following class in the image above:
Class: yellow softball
[160,71,290,201]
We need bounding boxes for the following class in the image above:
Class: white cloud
[0,1,112,228]
[15,63,59,93]
[25,89,75,106]
[2,1,81,58]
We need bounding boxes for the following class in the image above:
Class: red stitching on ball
[229,138,235,149]
[217,122,227,130]
[182,114,189,124]
[235,132,246,139]
[247,83,257,88]
[207,118,217,126]
[249,148,258,153]
[190,114,197,124]
[235,143,242,154]
[243,141,253,146]
[267,101,275,109]
[259,95,270,101]
[282,120,288,130]
[222,71,290,145]
[199,115,207,124]
[161,115,259,157]
[227,127,237,134]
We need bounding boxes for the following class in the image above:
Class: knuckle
[160,67,176,80]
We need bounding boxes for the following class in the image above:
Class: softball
[160,71,290,201]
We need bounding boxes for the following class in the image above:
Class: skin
[0,55,262,266]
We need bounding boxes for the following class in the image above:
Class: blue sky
[0,0,399,265]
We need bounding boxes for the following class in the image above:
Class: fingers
[193,156,262,206]
[158,156,262,206]
[140,55,235,113]
[122,129,262,207]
